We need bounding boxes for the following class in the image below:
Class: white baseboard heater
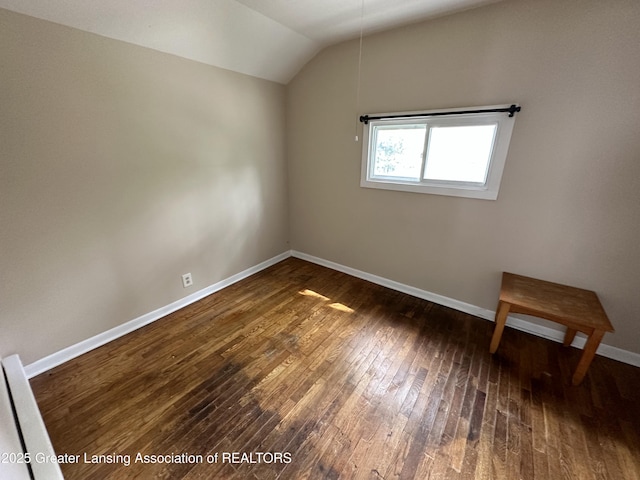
[1,354,64,479]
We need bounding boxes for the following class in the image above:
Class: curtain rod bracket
[508,104,521,117]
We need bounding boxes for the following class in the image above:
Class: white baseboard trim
[24,251,292,379]
[291,250,640,368]
[24,249,639,378]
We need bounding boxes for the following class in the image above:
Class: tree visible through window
[373,126,424,179]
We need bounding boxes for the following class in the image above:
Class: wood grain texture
[491,272,614,386]
[30,258,640,479]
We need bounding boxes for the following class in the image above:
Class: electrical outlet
[181,273,193,288]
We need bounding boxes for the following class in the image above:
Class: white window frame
[360,104,518,200]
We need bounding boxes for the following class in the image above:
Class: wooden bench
[1,354,64,479]
[489,272,614,386]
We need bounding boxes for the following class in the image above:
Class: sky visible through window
[424,125,496,183]
[372,123,497,184]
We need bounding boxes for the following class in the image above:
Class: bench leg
[563,328,577,347]
[572,329,605,386]
[490,301,511,354]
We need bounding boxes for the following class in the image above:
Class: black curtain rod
[359,104,521,125]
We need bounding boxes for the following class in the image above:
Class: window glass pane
[423,124,497,183]
[372,125,426,180]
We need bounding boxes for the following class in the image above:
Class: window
[360,105,519,200]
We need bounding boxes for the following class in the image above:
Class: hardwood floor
[30,258,640,479]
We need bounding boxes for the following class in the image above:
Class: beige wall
[287,0,640,354]
[0,9,289,364]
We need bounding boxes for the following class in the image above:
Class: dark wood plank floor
[31,258,640,479]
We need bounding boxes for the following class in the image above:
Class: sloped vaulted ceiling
[0,0,504,83]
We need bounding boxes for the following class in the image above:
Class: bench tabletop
[500,272,614,332]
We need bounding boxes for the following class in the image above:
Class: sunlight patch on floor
[328,303,354,313]
[298,289,353,313]
[298,289,330,301]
